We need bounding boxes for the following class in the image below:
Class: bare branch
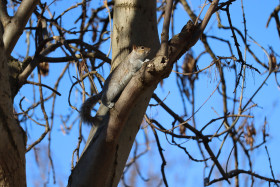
[4,0,39,54]
[0,0,10,24]
[206,169,280,186]
[160,0,173,57]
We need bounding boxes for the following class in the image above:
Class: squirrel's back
[80,45,151,125]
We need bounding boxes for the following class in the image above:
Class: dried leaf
[38,62,49,76]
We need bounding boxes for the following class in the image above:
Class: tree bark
[68,0,159,186]
[69,0,218,185]
[109,0,160,185]
[0,0,39,185]
[0,23,26,187]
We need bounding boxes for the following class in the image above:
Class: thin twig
[265,146,279,187]
[26,80,61,96]
[26,69,50,152]
[150,124,168,187]
[172,60,215,76]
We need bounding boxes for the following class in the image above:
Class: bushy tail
[80,93,102,124]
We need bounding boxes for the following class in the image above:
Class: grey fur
[80,45,151,125]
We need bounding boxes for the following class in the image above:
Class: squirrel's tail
[80,93,102,124]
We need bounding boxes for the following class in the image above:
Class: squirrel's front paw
[107,102,115,109]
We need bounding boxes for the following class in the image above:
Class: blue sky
[11,0,280,186]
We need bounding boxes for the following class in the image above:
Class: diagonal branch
[160,0,173,57]
[0,0,10,25]
[3,0,39,54]
[70,1,220,186]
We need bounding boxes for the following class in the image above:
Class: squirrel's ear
[132,45,137,50]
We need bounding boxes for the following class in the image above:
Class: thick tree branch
[105,0,226,182]
[0,18,26,186]
[0,0,10,25]
[4,0,39,54]
[69,0,220,186]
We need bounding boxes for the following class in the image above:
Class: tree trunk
[68,0,159,186]
[109,0,160,185]
[0,24,26,187]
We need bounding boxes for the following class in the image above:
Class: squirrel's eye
[141,46,145,49]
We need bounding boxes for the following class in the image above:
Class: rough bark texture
[109,0,160,185]
[0,0,39,185]
[0,24,26,187]
[69,0,215,185]
[111,0,159,68]
[68,0,159,186]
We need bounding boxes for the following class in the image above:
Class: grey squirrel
[80,45,151,125]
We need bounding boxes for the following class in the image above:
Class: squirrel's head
[132,45,151,60]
